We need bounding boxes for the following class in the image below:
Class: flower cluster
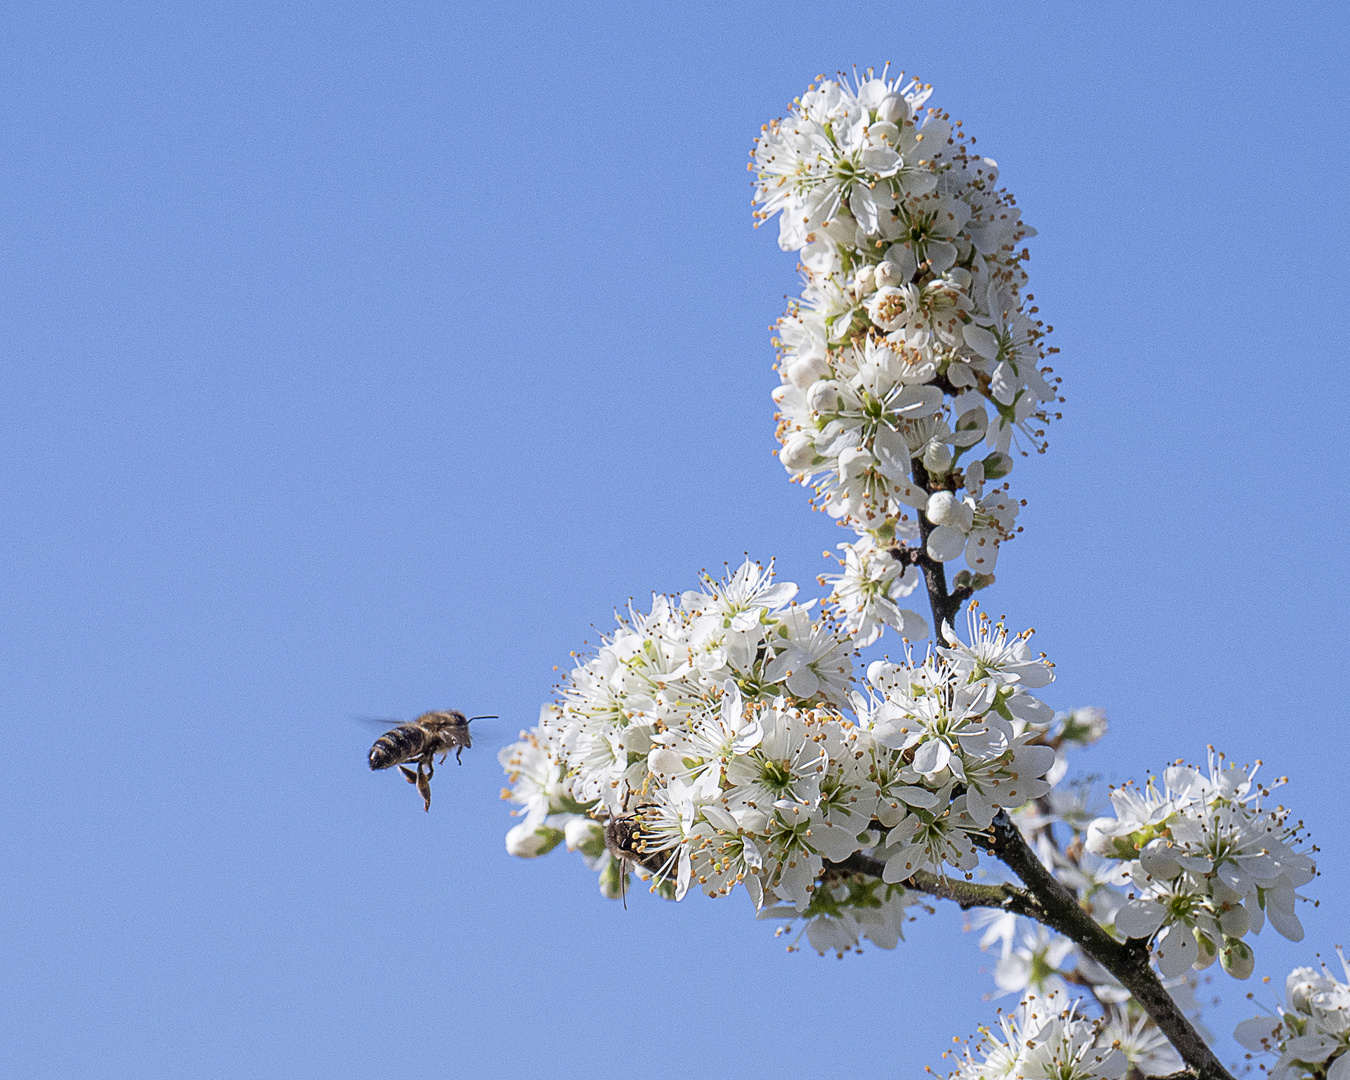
[753,67,1060,635]
[501,563,1057,924]
[1237,952,1350,1080]
[941,990,1127,1080]
[1085,752,1316,978]
[490,63,1342,1080]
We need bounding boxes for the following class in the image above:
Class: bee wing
[351,715,408,733]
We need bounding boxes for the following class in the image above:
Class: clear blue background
[1,2,1346,1077]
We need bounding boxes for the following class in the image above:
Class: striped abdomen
[369,724,433,770]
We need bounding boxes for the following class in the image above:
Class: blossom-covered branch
[488,63,1332,1080]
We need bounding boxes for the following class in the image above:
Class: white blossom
[944,991,1126,1080]
[822,535,928,646]
[1086,751,1316,979]
[1236,952,1350,1080]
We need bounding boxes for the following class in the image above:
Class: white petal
[813,822,861,862]
[1155,923,1198,978]
[989,361,1017,405]
[1287,1035,1338,1063]
[1265,902,1304,942]
[1115,899,1166,939]
[910,739,950,776]
[926,525,967,562]
[1234,1016,1282,1052]
[963,323,999,361]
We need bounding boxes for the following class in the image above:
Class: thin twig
[828,853,1041,918]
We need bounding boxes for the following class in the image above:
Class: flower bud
[924,490,959,526]
[784,352,829,389]
[875,93,909,124]
[1221,937,1255,980]
[807,380,840,413]
[854,264,877,297]
[922,440,952,475]
[599,858,626,899]
[981,451,1014,479]
[564,816,605,858]
[867,659,897,687]
[779,432,817,471]
[924,490,973,531]
[874,261,902,288]
[506,819,564,858]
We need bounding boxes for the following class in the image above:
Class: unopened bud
[784,352,829,389]
[875,93,909,124]
[807,380,840,413]
[922,440,953,474]
[780,433,817,471]
[874,261,902,288]
[981,451,1013,479]
[506,820,564,858]
[1221,937,1255,980]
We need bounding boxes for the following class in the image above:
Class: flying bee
[367,710,497,812]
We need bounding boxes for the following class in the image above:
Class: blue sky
[1,2,1346,1077]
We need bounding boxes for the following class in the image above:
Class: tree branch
[829,853,1041,918]
[983,813,1234,1080]
[889,457,971,632]
[888,475,1234,1080]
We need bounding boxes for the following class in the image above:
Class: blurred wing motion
[367,710,495,811]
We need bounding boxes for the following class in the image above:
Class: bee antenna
[468,715,499,722]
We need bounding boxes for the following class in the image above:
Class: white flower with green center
[681,556,798,631]
[823,535,927,646]
[924,485,1020,571]
[498,710,569,828]
[939,605,1054,690]
[648,680,762,801]
[752,69,936,250]
[877,191,973,278]
[722,702,826,812]
[1016,992,1127,1080]
[946,991,1124,1080]
[991,924,1077,999]
[763,607,855,704]
[1098,1015,1183,1077]
[1089,752,1316,979]
[757,801,860,909]
[963,283,1053,407]
[880,794,984,880]
[688,803,766,905]
[628,781,700,900]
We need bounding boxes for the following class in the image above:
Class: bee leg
[416,761,432,812]
[399,765,419,785]
[455,746,464,764]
